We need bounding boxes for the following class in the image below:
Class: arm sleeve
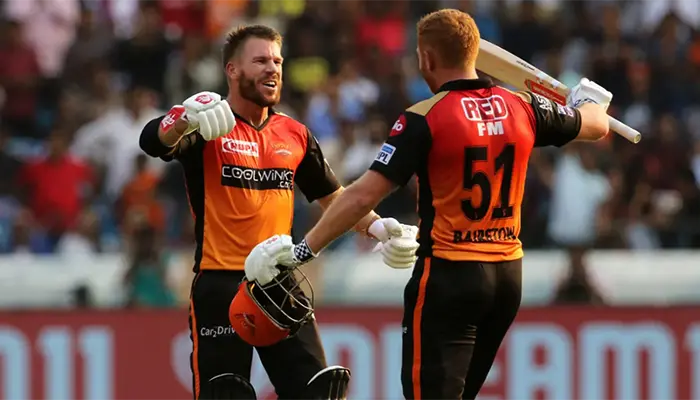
[368,112,432,187]
[525,92,582,148]
[139,116,199,162]
[294,130,341,202]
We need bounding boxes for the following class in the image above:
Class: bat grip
[608,116,641,143]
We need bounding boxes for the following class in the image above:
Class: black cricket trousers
[401,256,522,400]
[189,270,327,399]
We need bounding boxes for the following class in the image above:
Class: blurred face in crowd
[47,131,69,160]
[126,87,154,114]
[137,6,162,37]
[229,38,283,107]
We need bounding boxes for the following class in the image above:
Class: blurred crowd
[0,0,699,306]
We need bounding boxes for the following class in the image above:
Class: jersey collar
[437,78,494,92]
[232,108,277,131]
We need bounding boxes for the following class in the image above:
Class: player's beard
[238,72,281,107]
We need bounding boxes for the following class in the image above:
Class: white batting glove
[567,78,613,112]
[245,234,320,285]
[244,235,294,286]
[369,218,419,269]
[182,91,236,141]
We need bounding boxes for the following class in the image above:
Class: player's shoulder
[269,109,310,136]
[405,91,451,117]
[494,85,533,104]
[270,110,306,129]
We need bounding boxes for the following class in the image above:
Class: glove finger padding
[258,266,281,286]
[372,242,416,268]
[206,108,221,136]
[382,218,404,237]
[380,237,419,269]
[198,111,213,140]
[382,251,416,269]
[221,100,236,131]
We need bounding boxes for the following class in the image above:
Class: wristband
[294,239,317,264]
[160,106,186,132]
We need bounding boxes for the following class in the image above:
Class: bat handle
[608,116,641,144]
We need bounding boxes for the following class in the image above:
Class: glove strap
[294,239,317,264]
[571,98,598,109]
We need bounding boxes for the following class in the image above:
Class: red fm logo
[461,95,509,122]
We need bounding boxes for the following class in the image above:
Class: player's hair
[222,25,283,68]
[417,9,480,68]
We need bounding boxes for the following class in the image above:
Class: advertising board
[1,307,699,399]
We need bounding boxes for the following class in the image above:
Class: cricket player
[139,25,418,399]
[244,9,613,400]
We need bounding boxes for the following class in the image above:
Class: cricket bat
[476,39,641,144]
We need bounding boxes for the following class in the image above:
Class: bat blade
[476,39,641,144]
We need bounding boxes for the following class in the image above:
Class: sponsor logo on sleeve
[557,104,575,117]
[375,144,396,165]
[532,93,553,111]
[389,115,407,137]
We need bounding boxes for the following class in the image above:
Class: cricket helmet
[229,267,315,347]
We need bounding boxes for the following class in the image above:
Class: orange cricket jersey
[369,79,581,262]
[161,111,339,271]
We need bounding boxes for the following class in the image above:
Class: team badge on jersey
[389,115,406,137]
[375,144,396,165]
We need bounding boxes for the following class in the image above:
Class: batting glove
[369,218,420,269]
[182,91,236,141]
[567,78,613,112]
[244,235,293,286]
[245,235,319,286]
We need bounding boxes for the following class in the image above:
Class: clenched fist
[567,78,613,112]
[182,92,236,141]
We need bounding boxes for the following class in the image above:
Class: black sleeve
[294,130,341,202]
[526,92,582,147]
[139,116,199,162]
[368,112,432,187]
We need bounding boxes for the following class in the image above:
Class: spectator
[112,1,172,97]
[341,116,384,183]
[553,247,606,305]
[336,59,380,123]
[71,84,163,199]
[117,154,165,235]
[160,0,206,41]
[8,207,54,254]
[62,8,115,89]
[0,19,41,138]
[501,0,549,63]
[0,127,22,199]
[56,209,102,256]
[164,33,223,107]
[305,76,343,164]
[16,127,94,249]
[547,145,612,249]
[4,0,80,109]
[123,224,176,308]
[355,1,407,61]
